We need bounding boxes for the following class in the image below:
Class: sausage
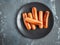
[25,17,41,25]
[22,13,31,30]
[43,11,50,28]
[38,11,43,29]
[32,7,38,20]
[28,12,36,30]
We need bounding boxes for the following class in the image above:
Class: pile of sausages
[22,7,49,30]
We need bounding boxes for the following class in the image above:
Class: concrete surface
[0,0,60,45]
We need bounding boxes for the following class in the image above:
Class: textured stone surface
[0,0,59,45]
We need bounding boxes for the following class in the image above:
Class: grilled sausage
[43,11,50,28]
[32,7,38,20]
[28,12,36,30]
[22,13,31,30]
[25,17,41,25]
[38,11,43,29]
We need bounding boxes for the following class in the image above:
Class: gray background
[56,0,60,26]
[0,0,60,45]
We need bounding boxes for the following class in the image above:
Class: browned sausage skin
[28,12,36,30]
[22,13,31,30]
[43,11,50,28]
[32,7,38,20]
[25,17,41,25]
[38,11,43,29]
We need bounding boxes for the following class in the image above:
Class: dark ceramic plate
[16,2,54,39]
